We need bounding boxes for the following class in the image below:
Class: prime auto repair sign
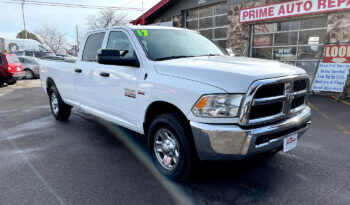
[240,0,350,23]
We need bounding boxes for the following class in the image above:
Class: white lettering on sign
[239,0,350,23]
[324,45,350,63]
[312,63,350,92]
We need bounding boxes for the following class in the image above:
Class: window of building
[185,3,228,48]
[82,32,105,62]
[251,16,328,80]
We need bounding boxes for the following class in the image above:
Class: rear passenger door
[74,32,106,110]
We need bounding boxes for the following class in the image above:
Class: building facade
[132,0,350,94]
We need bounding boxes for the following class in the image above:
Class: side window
[19,58,26,63]
[82,32,105,62]
[34,52,43,58]
[26,51,34,57]
[16,51,24,56]
[107,31,136,58]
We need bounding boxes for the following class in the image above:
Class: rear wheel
[148,113,197,181]
[49,86,71,121]
[24,69,34,79]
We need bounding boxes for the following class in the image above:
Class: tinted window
[25,51,34,57]
[34,51,43,58]
[6,55,19,63]
[19,57,26,63]
[107,31,136,59]
[82,32,105,62]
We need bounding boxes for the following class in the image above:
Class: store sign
[323,45,350,63]
[240,0,350,23]
[312,44,350,92]
[312,63,349,92]
[253,35,271,46]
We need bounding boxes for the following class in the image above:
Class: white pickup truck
[40,26,311,181]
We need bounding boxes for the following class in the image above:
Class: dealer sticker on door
[283,134,298,152]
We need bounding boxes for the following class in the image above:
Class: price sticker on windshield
[137,30,148,37]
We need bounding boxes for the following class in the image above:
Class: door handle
[100,72,110,77]
[74,69,82,73]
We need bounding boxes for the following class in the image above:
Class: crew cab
[40,26,311,181]
[0,53,24,87]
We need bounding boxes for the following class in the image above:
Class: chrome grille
[239,75,309,126]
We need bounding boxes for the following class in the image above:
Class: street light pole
[21,0,28,39]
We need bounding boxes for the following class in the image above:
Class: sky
[0,0,160,43]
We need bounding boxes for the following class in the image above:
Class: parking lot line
[307,102,330,120]
[308,102,350,135]
[331,96,350,106]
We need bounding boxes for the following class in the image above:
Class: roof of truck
[85,25,189,36]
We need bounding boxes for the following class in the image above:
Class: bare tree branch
[35,24,67,54]
[86,9,128,30]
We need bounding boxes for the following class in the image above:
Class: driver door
[97,30,142,129]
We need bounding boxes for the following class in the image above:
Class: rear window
[6,55,19,63]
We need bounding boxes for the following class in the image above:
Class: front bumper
[11,72,25,80]
[190,106,311,160]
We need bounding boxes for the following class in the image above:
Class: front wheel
[49,86,71,121]
[0,78,4,87]
[148,113,197,181]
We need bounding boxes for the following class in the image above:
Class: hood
[154,56,306,93]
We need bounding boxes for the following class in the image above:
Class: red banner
[323,45,350,63]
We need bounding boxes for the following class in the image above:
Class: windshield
[133,29,226,61]
[6,55,19,64]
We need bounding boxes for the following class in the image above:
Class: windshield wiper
[154,55,195,61]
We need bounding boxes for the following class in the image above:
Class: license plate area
[283,133,298,152]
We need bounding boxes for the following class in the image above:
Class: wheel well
[46,77,56,94]
[143,101,189,134]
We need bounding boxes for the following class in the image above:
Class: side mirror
[97,49,140,67]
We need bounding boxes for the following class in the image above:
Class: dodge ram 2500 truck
[40,26,311,181]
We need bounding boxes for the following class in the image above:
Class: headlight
[192,94,244,118]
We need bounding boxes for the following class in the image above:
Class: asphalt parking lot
[1,80,350,205]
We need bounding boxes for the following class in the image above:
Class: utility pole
[21,0,28,39]
[76,25,79,55]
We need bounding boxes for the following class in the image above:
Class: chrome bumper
[190,106,311,160]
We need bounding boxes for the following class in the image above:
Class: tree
[35,24,66,54]
[86,9,128,30]
[16,30,41,43]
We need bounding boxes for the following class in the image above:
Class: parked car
[40,26,311,181]
[18,56,40,79]
[16,50,56,59]
[0,53,24,87]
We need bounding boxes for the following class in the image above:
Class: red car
[0,53,25,87]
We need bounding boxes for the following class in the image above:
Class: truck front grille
[239,75,309,126]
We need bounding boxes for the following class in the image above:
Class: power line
[0,0,144,11]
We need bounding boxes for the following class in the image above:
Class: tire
[24,69,34,79]
[5,80,17,85]
[49,85,71,121]
[0,78,4,87]
[148,113,197,181]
